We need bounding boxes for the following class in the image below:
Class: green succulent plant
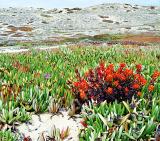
[48,96,62,114]
[80,98,159,140]
[0,99,30,124]
[32,88,50,113]
[0,44,159,140]
[0,130,18,141]
[47,125,70,141]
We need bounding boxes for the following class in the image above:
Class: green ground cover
[0,45,160,140]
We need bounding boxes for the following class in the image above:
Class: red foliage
[23,136,32,141]
[113,80,119,87]
[148,85,154,92]
[136,64,142,73]
[80,120,88,128]
[70,62,160,103]
[79,90,87,100]
[132,83,140,89]
[106,87,113,95]
[137,92,142,96]
[152,71,160,80]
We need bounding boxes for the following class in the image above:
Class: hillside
[0,3,160,46]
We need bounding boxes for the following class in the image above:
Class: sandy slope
[0,3,160,45]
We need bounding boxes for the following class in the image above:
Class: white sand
[17,111,82,141]
[0,44,71,53]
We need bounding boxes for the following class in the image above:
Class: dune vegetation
[0,45,160,140]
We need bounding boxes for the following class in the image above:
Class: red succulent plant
[70,62,160,104]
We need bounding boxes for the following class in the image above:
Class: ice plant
[70,62,160,104]
[60,127,70,140]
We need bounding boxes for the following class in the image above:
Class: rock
[99,15,109,18]
[71,8,82,11]
[41,21,48,24]
[103,20,114,23]
[40,14,52,18]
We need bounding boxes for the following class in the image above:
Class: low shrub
[70,62,160,104]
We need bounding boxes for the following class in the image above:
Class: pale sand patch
[17,111,82,141]
[0,45,66,53]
